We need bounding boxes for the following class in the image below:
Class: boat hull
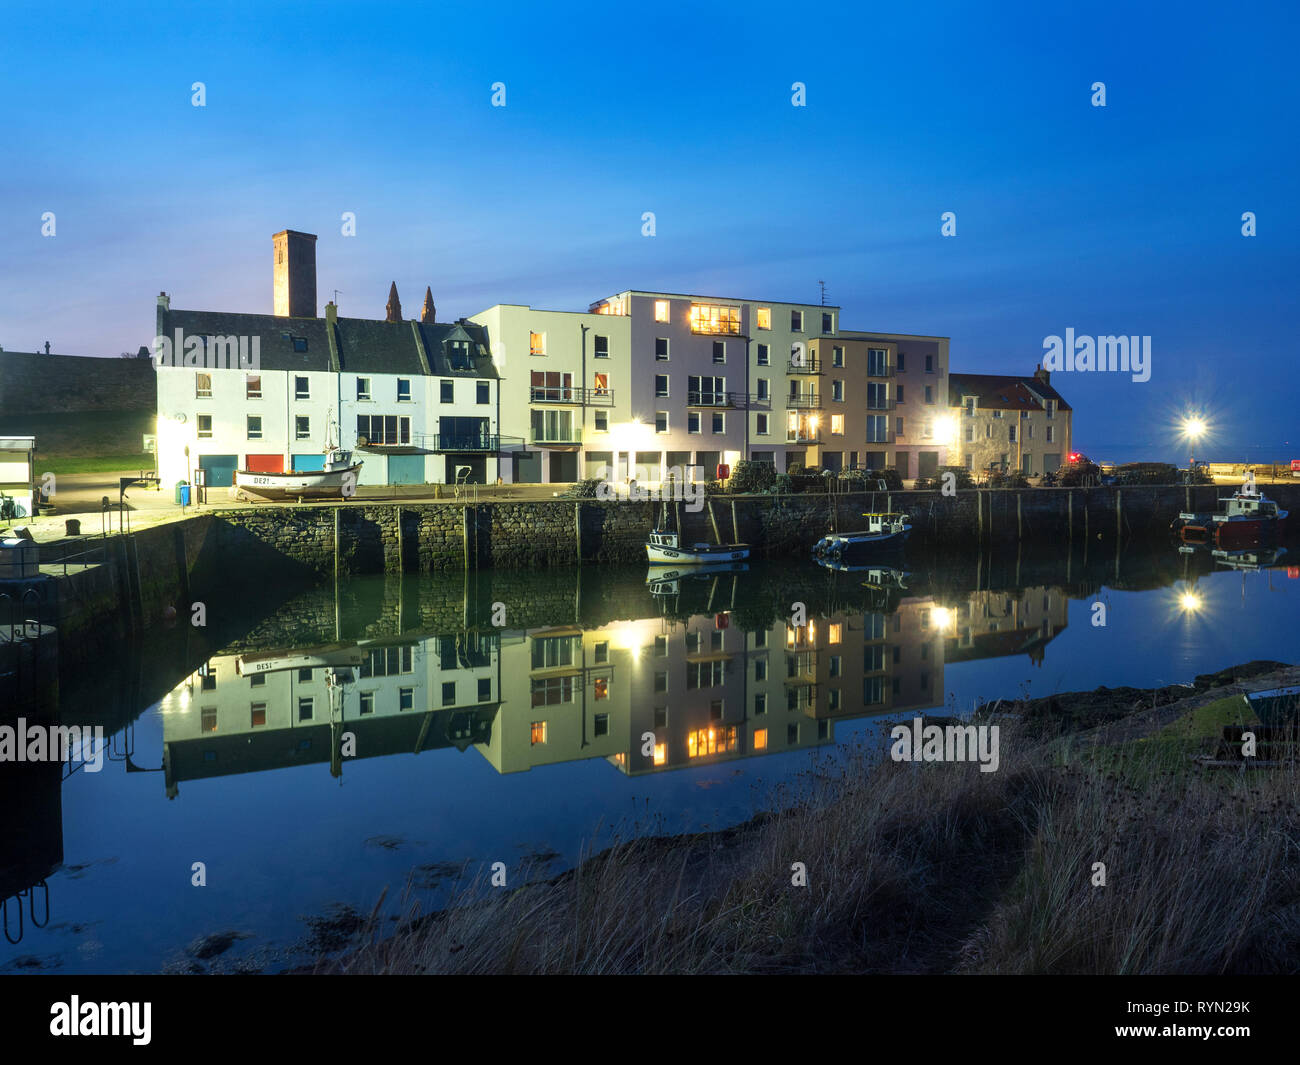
[812,526,911,562]
[646,543,749,564]
[1245,686,1300,727]
[234,463,364,501]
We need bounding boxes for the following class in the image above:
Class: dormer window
[964,396,976,415]
[448,340,472,369]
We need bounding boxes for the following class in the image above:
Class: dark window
[476,381,490,404]
[712,340,725,363]
[822,312,833,333]
[442,681,456,706]
[655,337,669,360]
[478,677,491,701]
[440,380,454,403]
[757,343,769,365]
[594,335,609,358]
[397,378,411,401]
[292,337,308,353]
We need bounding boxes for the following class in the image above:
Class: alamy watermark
[1042,328,1150,383]
[0,718,105,771]
[151,329,261,371]
[594,464,704,511]
[890,717,1000,773]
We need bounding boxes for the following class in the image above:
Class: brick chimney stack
[273,230,318,318]
[1034,363,1050,385]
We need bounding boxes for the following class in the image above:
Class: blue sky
[1,0,1296,461]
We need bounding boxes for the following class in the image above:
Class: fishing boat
[1172,484,1288,547]
[235,643,367,676]
[646,529,749,565]
[812,511,911,564]
[233,447,363,502]
[646,561,748,596]
[1211,545,1288,571]
[1244,686,1300,727]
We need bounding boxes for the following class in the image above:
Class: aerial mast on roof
[818,280,827,306]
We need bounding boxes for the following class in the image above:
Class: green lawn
[38,454,155,475]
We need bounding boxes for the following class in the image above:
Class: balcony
[529,386,614,406]
[529,426,582,447]
[786,393,822,410]
[866,398,897,412]
[418,433,518,452]
[865,430,894,445]
[786,429,822,444]
[867,363,896,378]
[687,390,746,408]
[787,357,822,374]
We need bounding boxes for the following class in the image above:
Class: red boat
[1173,486,1288,547]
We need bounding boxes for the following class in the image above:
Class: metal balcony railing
[417,433,518,452]
[786,430,822,444]
[529,426,582,446]
[867,363,896,378]
[529,386,614,406]
[686,390,746,408]
[786,393,822,409]
[866,398,896,412]
[787,357,822,374]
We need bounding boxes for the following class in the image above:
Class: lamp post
[1183,417,1206,470]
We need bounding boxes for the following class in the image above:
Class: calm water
[4,541,1298,973]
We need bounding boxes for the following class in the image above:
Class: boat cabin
[862,512,908,535]
[1223,492,1279,519]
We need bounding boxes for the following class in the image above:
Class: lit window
[756,307,771,330]
[829,622,842,644]
[201,707,217,733]
[653,742,667,766]
[687,725,737,758]
[250,703,267,728]
[196,372,212,398]
[530,332,545,356]
[594,678,608,700]
[689,304,741,334]
[246,374,261,399]
[753,728,768,751]
[593,372,609,395]
[531,720,547,745]
[831,414,844,435]
[654,300,669,323]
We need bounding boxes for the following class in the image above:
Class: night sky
[2,0,1296,461]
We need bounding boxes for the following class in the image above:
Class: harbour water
[3,544,1297,973]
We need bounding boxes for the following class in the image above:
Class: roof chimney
[156,291,170,340]
[44,341,51,355]
[386,282,402,323]
[325,300,337,325]
[273,230,318,318]
[421,287,436,323]
[1034,363,1050,385]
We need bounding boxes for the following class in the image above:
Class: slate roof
[159,308,498,378]
[948,373,1073,412]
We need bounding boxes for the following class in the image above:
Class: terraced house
[947,368,1073,477]
[154,231,505,491]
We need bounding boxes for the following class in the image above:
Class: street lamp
[1182,416,1206,470]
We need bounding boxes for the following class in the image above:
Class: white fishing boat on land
[233,448,363,502]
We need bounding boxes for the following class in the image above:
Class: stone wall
[203,483,1300,575]
[0,351,156,414]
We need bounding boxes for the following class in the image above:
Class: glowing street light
[1182,415,1207,469]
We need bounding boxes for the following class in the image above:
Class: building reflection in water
[154,568,1074,792]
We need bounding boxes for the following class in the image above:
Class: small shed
[0,436,37,517]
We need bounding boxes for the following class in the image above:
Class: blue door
[198,454,237,487]
[292,453,326,472]
[388,454,425,485]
